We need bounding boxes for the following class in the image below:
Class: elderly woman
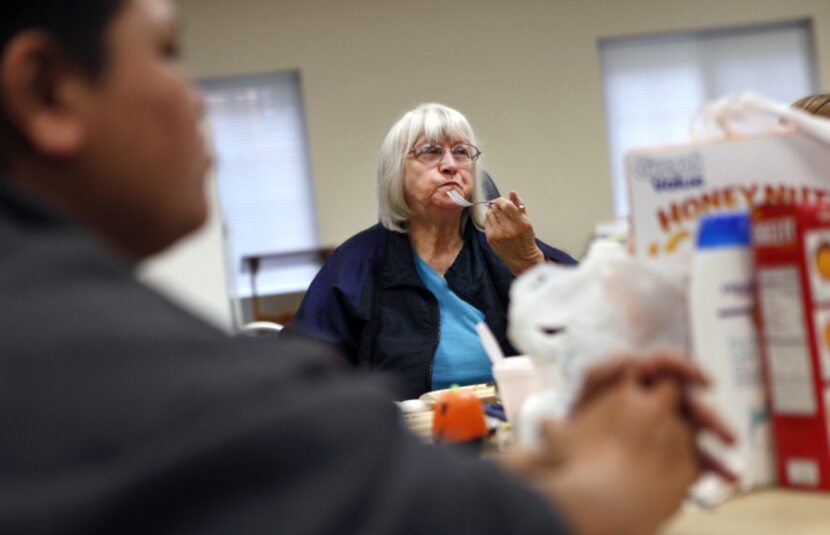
[290,103,575,398]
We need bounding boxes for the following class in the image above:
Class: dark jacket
[291,223,575,399]
[0,179,571,534]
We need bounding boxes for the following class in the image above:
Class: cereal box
[627,132,830,259]
[752,203,830,490]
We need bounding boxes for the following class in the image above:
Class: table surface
[402,405,830,534]
[661,489,830,535]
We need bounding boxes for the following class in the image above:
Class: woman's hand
[484,190,545,275]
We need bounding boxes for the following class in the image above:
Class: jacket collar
[379,227,425,289]
[0,176,68,230]
[379,222,484,291]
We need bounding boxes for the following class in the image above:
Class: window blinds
[202,71,320,297]
[600,21,817,218]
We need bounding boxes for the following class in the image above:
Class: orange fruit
[432,390,487,444]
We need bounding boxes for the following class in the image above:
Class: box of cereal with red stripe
[752,202,830,490]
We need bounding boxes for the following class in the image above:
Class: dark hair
[0,0,127,77]
[0,0,127,167]
[792,94,830,119]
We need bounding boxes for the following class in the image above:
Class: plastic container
[492,356,543,426]
[689,212,775,503]
[517,370,568,449]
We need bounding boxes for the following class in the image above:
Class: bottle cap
[696,212,751,249]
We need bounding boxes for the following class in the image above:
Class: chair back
[239,321,283,338]
[481,170,501,199]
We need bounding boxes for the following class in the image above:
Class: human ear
[0,31,94,158]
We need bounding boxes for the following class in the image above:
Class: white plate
[419,383,498,408]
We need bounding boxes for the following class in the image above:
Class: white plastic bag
[507,240,690,446]
[690,91,830,144]
[509,240,689,387]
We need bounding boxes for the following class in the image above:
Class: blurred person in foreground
[291,103,575,399]
[0,1,735,534]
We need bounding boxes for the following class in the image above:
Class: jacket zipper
[427,290,439,391]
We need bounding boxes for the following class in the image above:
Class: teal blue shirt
[413,252,493,390]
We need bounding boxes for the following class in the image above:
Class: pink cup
[492,356,543,425]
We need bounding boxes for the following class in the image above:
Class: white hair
[377,103,487,233]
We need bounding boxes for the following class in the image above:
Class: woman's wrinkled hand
[484,190,545,275]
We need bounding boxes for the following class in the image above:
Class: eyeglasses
[408,143,481,167]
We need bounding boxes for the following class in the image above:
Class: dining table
[402,392,830,534]
[661,488,830,534]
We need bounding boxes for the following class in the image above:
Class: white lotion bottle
[689,212,775,506]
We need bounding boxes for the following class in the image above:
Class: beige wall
[142,0,830,328]
[177,0,829,259]
[150,0,830,327]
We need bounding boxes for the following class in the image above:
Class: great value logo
[634,152,705,193]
